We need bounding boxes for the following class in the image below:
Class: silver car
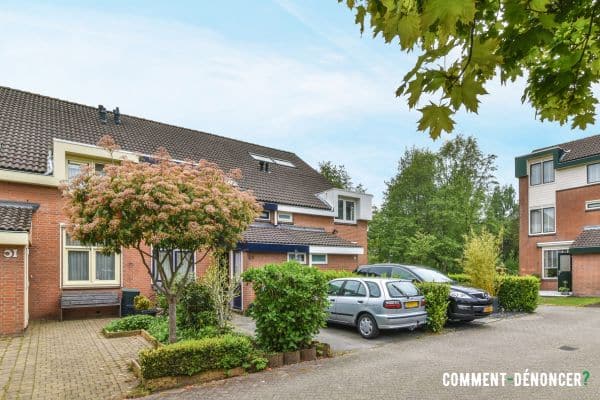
[326,278,427,339]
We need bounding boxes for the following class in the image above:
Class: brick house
[515,135,600,296]
[0,87,371,335]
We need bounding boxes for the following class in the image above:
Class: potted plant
[134,295,158,316]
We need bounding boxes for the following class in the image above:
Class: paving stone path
[0,318,148,400]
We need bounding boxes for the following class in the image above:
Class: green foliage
[447,273,471,285]
[340,0,600,137]
[139,334,254,379]
[133,295,153,311]
[461,229,501,295]
[318,269,359,281]
[318,161,366,193]
[145,316,227,344]
[177,281,217,330]
[242,262,329,352]
[104,315,155,332]
[415,282,450,333]
[496,275,540,312]
[249,355,268,372]
[369,135,509,273]
[203,256,241,331]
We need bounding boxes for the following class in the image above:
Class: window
[586,200,600,211]
[287,252,306,264]
[328,280,344,296]
[369,266,392,277]
[365,281,381,298]
[530,160,554,186]
[530,207,555,234]
[67,159,107,181]
[257,210,270,221]
[543,249,569,279]
[390,267,417,280]
[386,281,420,297]
[62,231,120,286]
[336,198,356,223]
[249,153,295,168]
[152,249,195,284]
[340,280,367,297]
[277,212,293,223]
[310,254,327,265]
[588,163,600,184]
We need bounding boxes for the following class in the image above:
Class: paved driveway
[148,306,600,400]
[0,318,148,400]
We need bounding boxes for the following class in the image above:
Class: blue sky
[1,0,596,204]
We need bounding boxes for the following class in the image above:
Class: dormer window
[257,210,270,221]
[250,152,295,171]
[259,160,270,172]
[336,197,356,223]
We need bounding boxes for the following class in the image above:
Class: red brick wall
[519,178,600,292]
[572,254,600,296]
[0,245,25,335]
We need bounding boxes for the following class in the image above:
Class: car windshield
[386,281,420,297]
[412,267,453,283]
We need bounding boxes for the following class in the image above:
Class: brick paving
[0,318,148,400]
[148,306,600,400]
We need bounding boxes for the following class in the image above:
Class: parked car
[354,264,494,322]
[326,277,427,339]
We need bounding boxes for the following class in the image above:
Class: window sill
[541,278,558,280]
[528,232,556,237]
[62,283,121,289]
[334,220,357,225]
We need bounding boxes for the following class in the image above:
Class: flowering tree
[62,136,261,343]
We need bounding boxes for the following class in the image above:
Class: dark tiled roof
[571,227,600,249]
[534,134,600,163]
[242,223,361,247]
[0,201,39,232]
[0,87,334,209]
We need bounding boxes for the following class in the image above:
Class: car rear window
[386,281,420,297]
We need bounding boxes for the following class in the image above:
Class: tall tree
[340,1,600,138]
[484,184,519,273]
[62,136,260,343]
[319,161,366,193]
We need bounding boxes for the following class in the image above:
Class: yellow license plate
[405,301,419,309]
[483,305,493,313]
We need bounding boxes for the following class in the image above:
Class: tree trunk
[167,295,177,344]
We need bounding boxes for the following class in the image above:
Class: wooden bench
[60,292,121,321]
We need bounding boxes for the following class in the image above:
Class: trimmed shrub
[462,229,501,295]
[319,269,358,281]
[134,295,153,311]
[139,334,254,379]
[242,261,328,352]
[415,282,450,333]
[104,315,155,332]
[496,275,540,312]
[447,273,471,285]
[177,281,217,329]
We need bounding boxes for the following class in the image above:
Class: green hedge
[319,269,358,281]
[415,282,450,333]
[447,273,471,285]
[242,261,328,352]
[139,334,254,379]
[496,275,540,312]
[104,315,155,332]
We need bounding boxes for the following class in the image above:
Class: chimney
[98,105,107,124]
[113,107,121,125]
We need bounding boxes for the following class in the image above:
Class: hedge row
[318,269,359,281]
[496,275,540,312]
[139,334,254,379]
[104,315,155,332]
[447,273,471,285]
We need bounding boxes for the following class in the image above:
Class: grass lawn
[539,296,600,307]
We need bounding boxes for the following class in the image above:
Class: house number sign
[3,249,17,258]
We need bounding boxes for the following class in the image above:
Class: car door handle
[357,300,364,304]
[329,299,335,302]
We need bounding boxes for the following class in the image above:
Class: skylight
[249,153,295,168]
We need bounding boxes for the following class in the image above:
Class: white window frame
[310,253,328,265]
[586,200,600,211]
[277,211,293,224]
[61,228,121,287]
[529,159,554,186]
[541,248,569,280]
[151,248,196,284]
[257,210,271,221]
[335,197,357,224]
[287,252,307,264]
[529,206,556,235]
[66,158,106,181]
[588,163,600,184]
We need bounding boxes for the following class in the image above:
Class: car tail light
[383,300,402,309]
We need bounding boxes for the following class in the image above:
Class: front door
[558,253,572,292]
[231,251,243,310]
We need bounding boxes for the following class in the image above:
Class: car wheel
[357,314,379,339]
